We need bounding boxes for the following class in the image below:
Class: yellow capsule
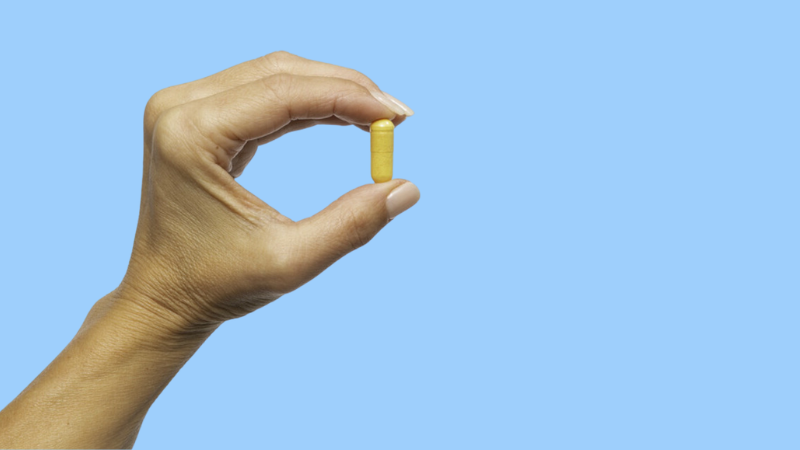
[370,119,394,183]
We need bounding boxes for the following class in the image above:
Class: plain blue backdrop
[1,1,798,448]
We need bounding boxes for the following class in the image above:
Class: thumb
[292,180,420,276]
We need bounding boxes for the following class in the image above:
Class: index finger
[158,73,399,167]
[150,51,412,126]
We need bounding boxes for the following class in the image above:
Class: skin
[0,51,419,448]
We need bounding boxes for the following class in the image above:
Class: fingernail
[371,91,407,116]
[382,92,414,116]
[386,182,420,220]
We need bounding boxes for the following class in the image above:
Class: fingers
[159,74,398,169]
[210,51,383,94]
[229,117,351,178]
[230,115,408,177]
[145,51,395,133]
[286,180,421,281]
[253,117,352,146]
[229,140,259,178]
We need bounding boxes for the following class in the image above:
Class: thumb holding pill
[288,179,420,283]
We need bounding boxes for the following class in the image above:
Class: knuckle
[263,50,296,69]
[271,50,295,60]
[144,87,178,126]
[151,107,192,160]
[152,104,236,168]
[153,106,187,137]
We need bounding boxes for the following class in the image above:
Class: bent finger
[148,51,394,129]
[230,117,352,178]
[169,74,398,169]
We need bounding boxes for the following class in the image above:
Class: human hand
[120,51,420,331]
[0,51,420,449]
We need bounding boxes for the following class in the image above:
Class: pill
[370,119,394,183]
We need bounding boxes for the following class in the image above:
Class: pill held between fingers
[370,119,394,183]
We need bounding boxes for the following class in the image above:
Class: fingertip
[382,92,414,117]
[357,115,405,131]
[386,180,420,220]
[370,90,407,117]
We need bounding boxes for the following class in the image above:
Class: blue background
[1,1,798,448]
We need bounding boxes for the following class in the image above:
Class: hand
[120,51,420,330]
[0,51,421,449]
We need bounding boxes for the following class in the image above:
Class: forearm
[0,288,217,448]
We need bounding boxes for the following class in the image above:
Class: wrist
[87,283,220,354]
[0,288,219,449]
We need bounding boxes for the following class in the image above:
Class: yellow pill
[370,119,394,183]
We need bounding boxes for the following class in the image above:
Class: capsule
[370,119,394,183]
